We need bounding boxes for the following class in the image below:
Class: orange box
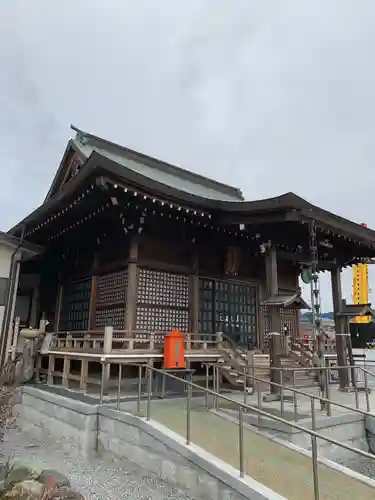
[163,329,185,369]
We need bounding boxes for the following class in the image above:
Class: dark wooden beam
[137,259,192,274]
[277,250,342,270]
[218,210,301,226]
[189,250,199,334]
[300,209,375,248]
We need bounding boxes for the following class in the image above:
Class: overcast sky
[1,0,375,311]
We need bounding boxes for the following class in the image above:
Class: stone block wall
[97,407,284,500]
[18,387,285,500]
[19,387,98,456]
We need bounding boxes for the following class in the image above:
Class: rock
[38,469,70,488]
[5,479,44,499]
[0,457,10,481]
[47,486,85,499]
[5,460,40,486]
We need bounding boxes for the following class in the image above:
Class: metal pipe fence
[99,359,375,500]
[202,361,375,419]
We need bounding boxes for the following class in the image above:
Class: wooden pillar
[47,355,55,385]
[258,284,266,350]
[189,251,199,339]
[102,325,113,395]
[265,246,278,297]
[4,260,21,362]
[125,237,139,336]
[268,334,282,395]
[265,246,280,333]
[53,285,63,331]
[89,252,98,330]
[88,277,98,330]
[80,333,90,391]
[330,267,349,389]
[62,356,70,388]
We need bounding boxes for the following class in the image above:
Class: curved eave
[8,151,375,248]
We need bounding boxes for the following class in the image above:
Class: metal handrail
[206,361,373,417]
[106,362,375,500]
[219,332,248,356]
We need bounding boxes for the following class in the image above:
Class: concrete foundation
[18,387,286,500]
[364,414,375,454]
[19,387,98,457]
[216,407,368,461]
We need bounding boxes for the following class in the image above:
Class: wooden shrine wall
[196,241,265,282]
[54,226,300,338]
[198,278,259,347]
[136,268,189,332]
[195,242,263,347]
[95,269,128,329]
[59,278,92,331]
[138,234,191,269]
[56,230,130,331]
[277,258,299,290]
[259,258,300,346]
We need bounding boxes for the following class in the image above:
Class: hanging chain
[309,219,328,405]
[309,220,322,340]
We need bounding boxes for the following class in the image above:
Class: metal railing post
[213,366,217,409]
[100,362,106,404]
[146,366,152,421]
[137,365,142,417]
[116,363,122,411]
[239,407,244,477]
[204,363,209,409]
[325,372,332,416]
[311,397,316,430]
[257,381,262,426]
[354,367,360,410]
[161,371,166,399]
[186,380,192,444]
[293,371,298,421]
[136,362,375,480]
[280,370,285,418]
[243,367,248,407]
[365,370,371,412]
[216,366,221,409]
[310,398,320,500]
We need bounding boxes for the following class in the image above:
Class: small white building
[0,232,42,365]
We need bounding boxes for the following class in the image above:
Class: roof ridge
[70,125,244,200]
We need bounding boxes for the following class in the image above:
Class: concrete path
[146,400,375,500]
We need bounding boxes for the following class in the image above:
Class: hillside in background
[301,311,334,322]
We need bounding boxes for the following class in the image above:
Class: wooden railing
[48,328,220,354]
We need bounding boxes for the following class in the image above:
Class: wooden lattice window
[136,268,189,332]
[198,278,258,347]
[59,278,92,331]
[95,270,127,329]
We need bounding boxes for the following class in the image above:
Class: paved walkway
[1,425,193,500]
[145,399,375,500]
[218,384,375,420]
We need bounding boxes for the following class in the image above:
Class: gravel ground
[0,426,193,500]
[337,456,375,479]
